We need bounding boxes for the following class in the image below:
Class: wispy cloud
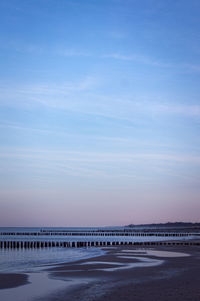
[58,48,92,57]
[1,147,200,183]
[106,30,128,40]
[1,80,200,121]
[1,147,200,165]
[103,53,171,68]
[0,121,139,145]
[103,52,200,74]
[2,37,200,75]
[0,76,98,107]
[155,104,200,117]
[179,63,200,73]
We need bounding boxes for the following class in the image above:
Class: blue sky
[0,0,200,226]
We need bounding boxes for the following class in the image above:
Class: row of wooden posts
[0,240,200,249]
[0,232,199,237]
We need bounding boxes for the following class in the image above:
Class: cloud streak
[1,80,200,121]
[1,147,200,165]
[0,147,200,185]
[103,53,171,68]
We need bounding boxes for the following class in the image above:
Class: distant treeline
[126,222,200,228]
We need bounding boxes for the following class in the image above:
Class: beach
[1,244,199,301]
[0,273,29,290]
[46,245,200,301]
[1,0,200,298]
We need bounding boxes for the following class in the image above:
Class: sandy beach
[0,245,200,301]
[0,246,200,301]
[0,273,29,290]
[45,245,200,301]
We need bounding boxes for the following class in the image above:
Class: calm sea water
[0,226,197,274]
[0,247,104,273]
[0,226,123,232]
[0,226,197,301]
[0,227,107,273]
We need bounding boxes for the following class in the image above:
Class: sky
[0,0,200,227]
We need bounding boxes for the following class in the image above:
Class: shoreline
[0,244,200,300]
[45,244,200,301]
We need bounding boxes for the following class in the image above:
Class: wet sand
[1,245,200,300]
[44,245,200,301]
[0,273,29,289]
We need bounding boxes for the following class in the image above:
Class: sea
[0,226,198,301]
[0,226,198,274]
[0,227,106,273]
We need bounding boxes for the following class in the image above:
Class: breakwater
[1,230,200,236]
[0,240,200,249]
[0,229,199,249]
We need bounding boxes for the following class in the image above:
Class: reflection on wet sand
[120,249,190,257]
[0,247,193,301]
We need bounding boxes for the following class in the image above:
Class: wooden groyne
[1,230,199,249]
[0,231,199,237]
[0,240,200,249]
